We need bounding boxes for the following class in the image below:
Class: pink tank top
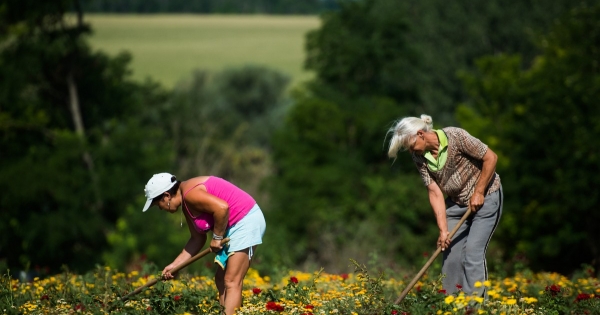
[182,176,256,233]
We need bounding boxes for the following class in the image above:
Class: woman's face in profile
[408,133,426,155]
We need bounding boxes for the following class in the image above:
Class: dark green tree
[458,4,600,273]
[82,0,336,14]
[268,0,600,273]
[0,0,170,273]
[266,87,438,272]
[266,0,438,272]
[305,0,420,103]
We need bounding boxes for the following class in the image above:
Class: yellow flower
[524,297,538,304]
[474,281,482,288]
[483,280,491,287]
[505,298,517,305]
[445,295,455,304]
[475,297,484,304]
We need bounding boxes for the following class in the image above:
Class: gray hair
[387,114,433,158]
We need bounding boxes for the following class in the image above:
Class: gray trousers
[442,186,503,295]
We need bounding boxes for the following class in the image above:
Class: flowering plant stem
[119,237,230,302]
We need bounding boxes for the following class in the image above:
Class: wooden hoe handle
[120,237,230,301]
[393,210,471,305]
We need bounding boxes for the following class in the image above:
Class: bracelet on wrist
[212,233,224,240]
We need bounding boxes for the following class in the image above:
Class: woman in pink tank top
[142,172,266,315]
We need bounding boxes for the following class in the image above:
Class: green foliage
[163,66,290,184]
[349,259,387,313]
[410,0,600,125]
[4,0,600,278]
[102,65,291,273]
[305,0,420,101]
[0,0,171,273]
[83,0,335,14]
[271,0,557,274]
[268,0,600,275]
[457,4,600,273]
[6,265,600,315]
[266,83,436,272]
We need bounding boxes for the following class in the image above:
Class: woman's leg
[215,267,226,306]
[443,200,470,294]
[463,187,503,296]
[214,246,257,315]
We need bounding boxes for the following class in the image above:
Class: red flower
[305,304,314,309]
[423,252,429,257]
[147,307,152,311]
[545,284,561,296]
[586,268,595,277]
[174,295,181,301]
[74,304,85,311]
[340,273,349,280]
[416,285,421,292]
[266,302,277,310]
[266,301,284,312]
[391,310,399,315]
[575,293,592,302]
[290,276,298,284]
[253,287,262,295]
[438,289,447,294]
[41,294,49,300]
[455,284,463,290]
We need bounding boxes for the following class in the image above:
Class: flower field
[2,262,599,315]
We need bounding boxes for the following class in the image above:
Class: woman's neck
[424,131,440,152]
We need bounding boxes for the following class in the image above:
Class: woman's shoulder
[441,127,473,140]
[441,126,464,134]
[180,176,211,192]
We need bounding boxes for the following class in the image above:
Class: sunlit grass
[83,14,320,88]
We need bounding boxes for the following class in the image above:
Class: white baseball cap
[142,173,177,212]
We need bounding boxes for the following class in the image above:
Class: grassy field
[84,14,320,88]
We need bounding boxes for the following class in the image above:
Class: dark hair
[152,176,181,203]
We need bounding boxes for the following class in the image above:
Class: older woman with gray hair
[387,114,502,295]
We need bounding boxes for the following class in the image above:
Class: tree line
[1,0,599,278]
[82,0,338,14]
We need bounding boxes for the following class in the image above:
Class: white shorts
[226,204,266,257]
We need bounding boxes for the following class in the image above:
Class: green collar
[424,129,448,171]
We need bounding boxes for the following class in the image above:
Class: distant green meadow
[84,14,320,88]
